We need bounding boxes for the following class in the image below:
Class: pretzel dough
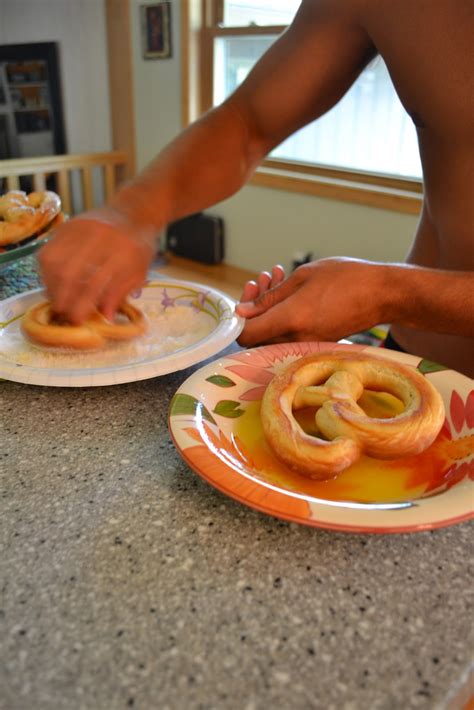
[0,190,62,246]
[261,351,445,479]
[21,301,148,350]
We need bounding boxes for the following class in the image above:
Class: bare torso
[360,0,474,372]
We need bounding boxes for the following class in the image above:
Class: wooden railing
[0,150,129,214]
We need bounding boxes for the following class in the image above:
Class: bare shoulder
[227,0,376,150]
[297,0,369,20]
[293,0,372,30]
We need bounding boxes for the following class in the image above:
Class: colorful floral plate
[0,278,244,387]
[169,341,474,533]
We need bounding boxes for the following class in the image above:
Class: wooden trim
[33,173,46,191]
[104,163,116,201]
[6,175,20,190]
[208,0,224,26]
[200,28,215,111]
[181,0,190,127]
[263,158,423,193]
[181,0,205,126]
[207,24,285,36]
[251,166,422,215]
[57,169,72,214]
[81,166,94,210]
[105,0,136,178]
[0,150,128,177]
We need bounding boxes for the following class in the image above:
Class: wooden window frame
[181,0,423,215]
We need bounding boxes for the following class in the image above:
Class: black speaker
[166,212,224,264]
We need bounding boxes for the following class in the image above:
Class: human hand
[38,207,157,323]
[238,264,286,305]
[236,257,388,347]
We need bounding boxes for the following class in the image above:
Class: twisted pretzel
[261,351,445,479]
[21,300,148,350]
[0,190,62,246]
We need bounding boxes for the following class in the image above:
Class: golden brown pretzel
[21,301,148,350]
[261,351,445,479]
[0,190,62,246]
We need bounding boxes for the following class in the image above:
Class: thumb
[235,275,297,318]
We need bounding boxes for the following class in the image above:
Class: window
[183,0,423,213]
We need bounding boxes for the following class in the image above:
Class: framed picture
[141,2,172,59]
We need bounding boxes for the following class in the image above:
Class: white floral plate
[0,278,244,387]
[169,342,474,533]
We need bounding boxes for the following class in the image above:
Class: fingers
[236,268,296,319]
[237,298,295,347]
[238,264,286,304]
[38,214,154,323]
[240,280,260,304]
[270,264,285,287]
[99,271,146,321]
[48,243,109,321]
[236,264,286,315]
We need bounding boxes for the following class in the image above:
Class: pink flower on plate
[444,388,474,437]
[225,342,364,401]
[161,288,175,309]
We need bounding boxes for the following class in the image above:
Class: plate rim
[0,234,52,270]
[0,278,245,386]
[168,341,474,534]
[169,432,474,534]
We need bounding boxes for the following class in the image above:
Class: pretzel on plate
[0,190,62,246]
[21,300,148,350]
[260,351,445,479]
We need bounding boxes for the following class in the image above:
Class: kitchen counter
[1,256,473,710]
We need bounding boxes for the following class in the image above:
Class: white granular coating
[0,304,216,370]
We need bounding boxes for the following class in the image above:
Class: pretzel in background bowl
[261,351,445,480]
[0,190,62,247]
[21,300,148,351]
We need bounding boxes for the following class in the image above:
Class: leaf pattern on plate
[205,375,236,388]
[170,393,216,424]
[417,359,448,374]
[213,400,245,418]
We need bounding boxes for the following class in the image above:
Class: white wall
[216,186,418,271]
[0,0,111,154]
[130,0,182,171]
[130,0,419,272]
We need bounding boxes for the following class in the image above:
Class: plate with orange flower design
[168,341,474,533]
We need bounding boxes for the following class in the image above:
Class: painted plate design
[169,341,474,533]
[0,277,244,386]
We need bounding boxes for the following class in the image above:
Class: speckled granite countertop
[1,259,473,710]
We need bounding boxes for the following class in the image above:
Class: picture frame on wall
[141,2,172,59]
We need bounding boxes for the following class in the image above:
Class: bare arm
[39,0,376,321]
[238,258,474,339]
[113,0,375,229]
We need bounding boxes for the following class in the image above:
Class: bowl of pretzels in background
[0,189,65,269]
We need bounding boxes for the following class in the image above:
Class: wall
[130,0,182,171]
[131,0,419,272]
[0,0,111,155]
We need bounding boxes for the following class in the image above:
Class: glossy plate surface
[0,277,244,386]
[169,342,474,533]
[0,233,52,271]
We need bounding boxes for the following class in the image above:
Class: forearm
[383,263,474,337]
[109,99,263,234]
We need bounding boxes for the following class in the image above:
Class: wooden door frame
[105,0,136,179]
